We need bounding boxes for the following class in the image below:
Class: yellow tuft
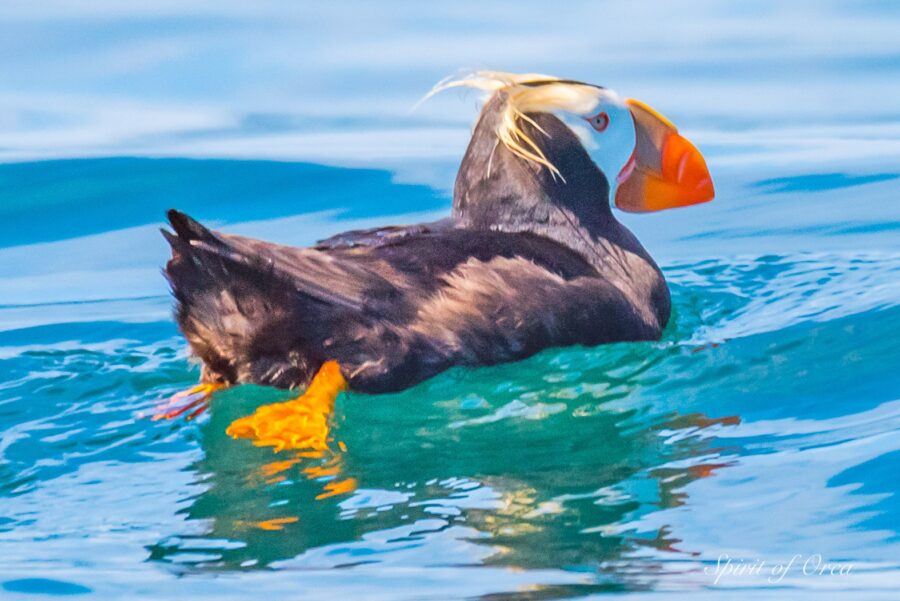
[424,71,605,180]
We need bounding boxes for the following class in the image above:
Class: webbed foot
[152,382,228,421]
[226,361,347,452]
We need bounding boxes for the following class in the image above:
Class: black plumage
[163,92,670,393]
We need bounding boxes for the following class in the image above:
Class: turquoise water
[2,2,900,599]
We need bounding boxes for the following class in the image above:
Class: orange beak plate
[615,99,715,213]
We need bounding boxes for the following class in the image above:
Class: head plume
[425,71,605,180]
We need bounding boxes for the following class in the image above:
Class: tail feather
[162,209,310,387]
[166,208,219,246]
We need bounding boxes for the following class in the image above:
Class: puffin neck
[452,92,615,257]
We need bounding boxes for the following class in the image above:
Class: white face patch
[582,90,636,197]
[567,121,598,150]
[560,89,636,197]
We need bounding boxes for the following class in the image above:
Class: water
[1,2,899,599]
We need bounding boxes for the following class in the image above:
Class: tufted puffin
[158,72,714,449]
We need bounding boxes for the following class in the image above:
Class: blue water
[2,2,900,599]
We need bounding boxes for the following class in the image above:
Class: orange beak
[614,99,715,213]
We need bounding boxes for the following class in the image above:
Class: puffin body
[163,76,713,396]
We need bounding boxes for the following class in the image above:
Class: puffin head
[432,71,714,215]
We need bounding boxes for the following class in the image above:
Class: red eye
[587,111,609,132]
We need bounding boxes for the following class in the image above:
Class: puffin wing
[401,243,645,345]
[163,210,651,391]
[165,209,401,313]
[313,219,455,251]
[313,226,655,390]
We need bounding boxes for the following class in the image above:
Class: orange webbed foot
[152,382,228,421]
[226,361,347,452]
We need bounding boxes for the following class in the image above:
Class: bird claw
[152,382,227,421]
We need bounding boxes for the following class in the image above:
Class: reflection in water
[226,360,359,508]
[3,252,897,597]
[148,333,741,585]
[138,251,900,592]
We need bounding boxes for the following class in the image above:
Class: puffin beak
[614,99,714,212]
